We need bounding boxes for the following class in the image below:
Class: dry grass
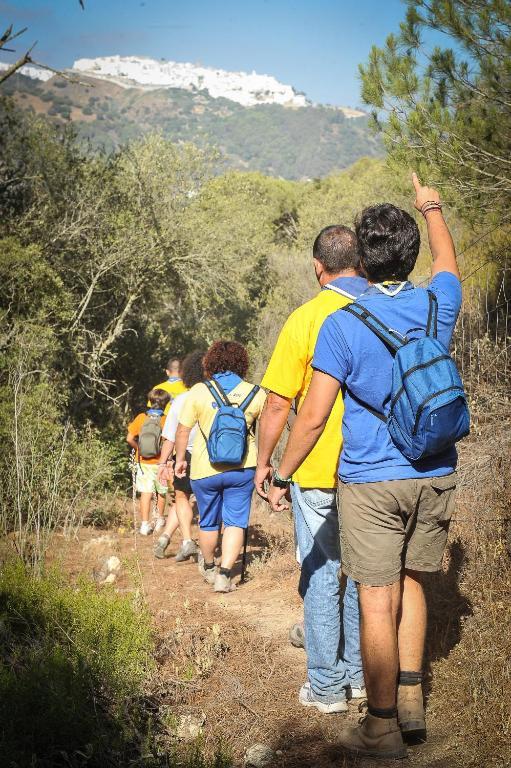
[36,406,509,768]
[149,597,357,768]
[149,598,291,758]
[423,423,511,768]
[414,300,511,767]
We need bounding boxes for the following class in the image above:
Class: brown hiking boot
[339,713,407,760]
[398,683,427,743]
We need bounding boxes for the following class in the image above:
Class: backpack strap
[205,379,230,407]
[197,381,228,445]
[239,385,260,413]
[340,302,405,423]
[211,377,232,404]
[426,290,438,338]
[341,303,406,355]
[342,384,388,423]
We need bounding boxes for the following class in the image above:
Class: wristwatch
[271,469,291,489]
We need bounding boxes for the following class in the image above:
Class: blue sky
[1,0,409,107]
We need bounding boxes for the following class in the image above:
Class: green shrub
[0,562,234,767]
[0,561,154,766]
[0,374,117,566]
[0,317,120,565]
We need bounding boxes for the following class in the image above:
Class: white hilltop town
[0,55,365,117]
[72,55,310,108]
[0,62,54,82]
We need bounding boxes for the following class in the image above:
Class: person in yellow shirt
[175,340,266,594]
[256,225,367,714]
[151,357,188,413]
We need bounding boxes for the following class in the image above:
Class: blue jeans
[291,483,363,702]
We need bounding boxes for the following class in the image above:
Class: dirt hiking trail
[52,500,480,768]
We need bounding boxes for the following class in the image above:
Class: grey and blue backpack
[138,410,163,459]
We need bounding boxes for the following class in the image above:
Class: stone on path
[82,534,119,557]
[244,743,275,767]
[105,555,121,574]
[175,713,206,742]
[93,554,122,585]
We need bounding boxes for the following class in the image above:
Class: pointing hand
[412,172,440,213]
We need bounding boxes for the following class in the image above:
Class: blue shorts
[191,468,255,531]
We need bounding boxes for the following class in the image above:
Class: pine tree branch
[0,43,36,85]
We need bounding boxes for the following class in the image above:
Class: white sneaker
[299,681,348,713]
[139,521,154,536]
[349,685,367,700]
[153,516,166,532]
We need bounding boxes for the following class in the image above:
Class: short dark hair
[181,350,206,389]
[355,204,420,282]
[166,357,180,372]
[312,226,360,273]
[147,388,170,411]
[203,340,249,379]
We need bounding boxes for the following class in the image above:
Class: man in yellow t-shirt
[256,225,367,714]
[150,357,188,414]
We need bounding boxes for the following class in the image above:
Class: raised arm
[412,172,460,280]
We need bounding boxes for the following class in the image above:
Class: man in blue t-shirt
[267,174,463,760]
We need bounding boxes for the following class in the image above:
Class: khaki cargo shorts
[338,473,457,586]
[136,463,168,496]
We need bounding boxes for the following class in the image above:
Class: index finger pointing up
[412,171,421,192]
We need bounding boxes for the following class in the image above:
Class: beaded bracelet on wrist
[420,200,443,217]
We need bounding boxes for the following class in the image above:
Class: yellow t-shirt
[261,285,357,488]
[150,378,188,414]
[179,380,267,480]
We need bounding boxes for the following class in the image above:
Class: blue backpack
[342,290,470,461]
[202,379,260,465]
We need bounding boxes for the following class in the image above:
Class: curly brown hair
[203,340,249,379]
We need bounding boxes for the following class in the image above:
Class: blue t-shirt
[312,272,463,483]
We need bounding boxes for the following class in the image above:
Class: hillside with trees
[2,70,382,179]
